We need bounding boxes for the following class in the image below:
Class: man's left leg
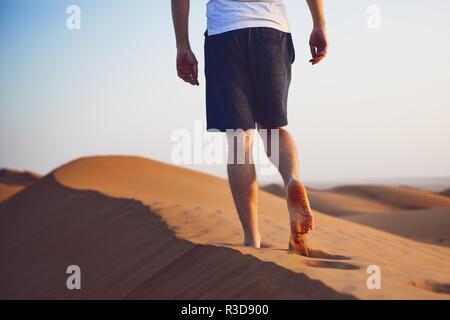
[226,129,261,248]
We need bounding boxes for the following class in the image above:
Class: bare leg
[227,129,261,248]
[258,125,314,255]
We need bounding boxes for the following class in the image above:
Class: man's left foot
[243,234,261,248]
[242,241,273,249]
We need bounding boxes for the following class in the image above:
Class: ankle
[286,179,311,207]
[285,177,301,189]
[244,233,261,248]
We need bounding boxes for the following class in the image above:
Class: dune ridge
[330,185,450,210]
[0,169,41,202]
[1,156,449,299]
[442,188,450,197]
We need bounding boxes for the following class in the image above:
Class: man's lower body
[204,27,314,254]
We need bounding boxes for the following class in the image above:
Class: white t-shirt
[206,0,290,36]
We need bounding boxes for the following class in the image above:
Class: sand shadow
[214,242,353,266]
[303,259,360,270]
[213,242,274,249]
[302,248,352,261]
[411,280,450,295]
[270,247,352,261]
[213,243,358,270]
[0,175,357,299]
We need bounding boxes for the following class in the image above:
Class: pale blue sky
[1,0,449,183]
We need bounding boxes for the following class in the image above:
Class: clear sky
[1,0,450,184]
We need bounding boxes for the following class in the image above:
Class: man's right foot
[289,233,309,256]
[286,180,314,254]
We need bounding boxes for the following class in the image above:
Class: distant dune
[262,183,450,246]
[330,185,450,210]
[0,169,41,202]
[442,188,450,197]
[305,177,450,193]
[1,156,449,299]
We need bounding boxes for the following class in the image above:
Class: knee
[257,125,288,144]
[226,130,255,150]
[257,124,287,134]
[226,129,255,164]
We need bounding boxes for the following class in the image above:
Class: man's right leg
[258,125,314,255]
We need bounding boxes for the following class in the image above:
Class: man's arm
[171,0,199,85]
[306,0,329,65]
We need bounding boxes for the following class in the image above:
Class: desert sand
[0,169,40,202]
[1,156,449,299]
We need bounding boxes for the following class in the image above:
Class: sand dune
[1,156,449,299]
[0,169,41,202]
[345,207,450,246]
[306,177,450,193]
[263,183,450,246]
[0,183,24,203]
[330,185,450,210]
[442,188,450,197]
[263,183,450,214]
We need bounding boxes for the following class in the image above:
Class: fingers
[177,69,189,81]
[189,66,200,86]
[309,44,317,61]
[309,32,328,65]
[193,61,199,81]
[177,68,199,86]
[185,71,199,86]
[309,53,326,65]
[177,63,199,86]
[309,45,328,65]
[187,73,199,86]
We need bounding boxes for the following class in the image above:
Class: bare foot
[242,241,273,249]
[287,180,314,253]
[243,234,261,248]
[289,233,309,257]
[243,242,260,248]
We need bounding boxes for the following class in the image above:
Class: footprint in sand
[411,279,450,295]
[288,232,351,261]
[285,233,360,269]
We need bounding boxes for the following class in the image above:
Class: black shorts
[204,27,296,132]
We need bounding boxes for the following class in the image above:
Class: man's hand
[172,0,198,85]
[306,0,328,65]
[176,48,199,86]
[309,26,328,65]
